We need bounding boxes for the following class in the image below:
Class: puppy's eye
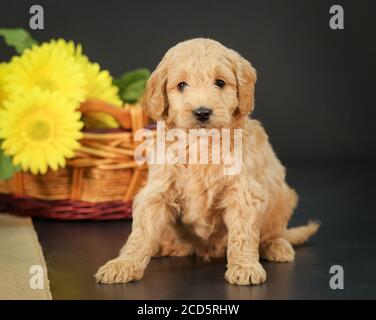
[177,81,188,91]
[215,79,226,88]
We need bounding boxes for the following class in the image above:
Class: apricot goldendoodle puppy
[95,38,319,286]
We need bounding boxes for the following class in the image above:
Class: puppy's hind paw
[260,238,295,262]
[225,262,267,286]
[95,259,144,284]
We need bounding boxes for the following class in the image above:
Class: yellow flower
[4,39,86,106]
[0,89,83,175]
[78,56,123,128]
[62,41,123,128]
[0,63,8,109]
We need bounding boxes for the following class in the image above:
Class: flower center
[26,119,52,142]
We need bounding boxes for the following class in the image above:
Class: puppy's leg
[95,191,173,284]
[223,190,266,286]
[260,186,297,262]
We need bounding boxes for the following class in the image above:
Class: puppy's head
[142,38,256,129]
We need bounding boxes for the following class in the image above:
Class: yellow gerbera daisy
[4,39,86,106]
[0,89,83,175]
[58,40,123,128]
[48,39,123,128]
[0,62,8,109]
[79,58,123,128]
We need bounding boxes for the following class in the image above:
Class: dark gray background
[1,0,375,164]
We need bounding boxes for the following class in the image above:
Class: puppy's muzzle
[192,107,212,123]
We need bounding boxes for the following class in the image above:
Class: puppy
[95,38,319,286]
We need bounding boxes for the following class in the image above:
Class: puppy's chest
[174,165,227,239]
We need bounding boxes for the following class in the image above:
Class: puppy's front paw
[95,259,144,284]
[225,262,266,285]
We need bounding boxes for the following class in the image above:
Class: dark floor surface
[33,163,376,299]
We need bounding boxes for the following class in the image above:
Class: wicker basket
[0,99,153,220]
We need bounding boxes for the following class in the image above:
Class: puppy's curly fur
[96,38,319,286]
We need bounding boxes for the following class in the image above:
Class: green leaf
[0,28,37,54]
[114,68,150,104]
[120,80,149,103]
[113,68,150,88]
[0,147,19,180]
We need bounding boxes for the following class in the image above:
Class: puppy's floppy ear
[231,51,257,116]
[141,62,168,121]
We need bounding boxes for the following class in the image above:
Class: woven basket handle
[79,99,132,129]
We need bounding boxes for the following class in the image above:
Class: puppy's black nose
[193,107,212,123]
